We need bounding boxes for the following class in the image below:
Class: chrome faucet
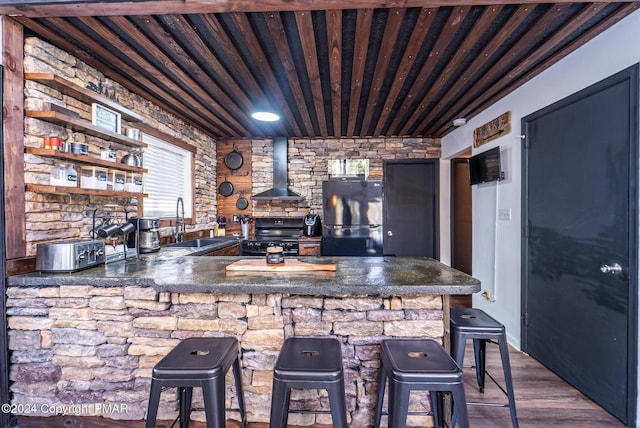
[175,197,185,243]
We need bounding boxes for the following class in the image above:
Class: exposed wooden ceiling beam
[326,9,342,136]
[158,14,268,136]
[228,12,304,136]
[346,8,373,137]
[387,5,472,135]
[433,1,640,135]
[406,4,504,136]
[10,0,637,139]
[264,11,315,136]
[427,2,572,135]
[373,7,436,137]
[15,14,232,136]
[295,10,328,136]
[424,3,532,134]
[1,0,635,18]
[108,14,255,136]
[76,14,243,136]
[359,8,406,137]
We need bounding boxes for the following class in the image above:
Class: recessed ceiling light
[251,111,280,122]
[452,118,467,127]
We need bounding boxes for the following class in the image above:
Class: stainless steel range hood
[251,136,303,201]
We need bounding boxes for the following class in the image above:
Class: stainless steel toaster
[36,240,106,272]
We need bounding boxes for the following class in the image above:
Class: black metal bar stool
[269,336,348,428]
[450,307,519,428]
[375,338,469,428]
[145,336,247,428]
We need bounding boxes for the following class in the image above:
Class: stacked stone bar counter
[7,255,479,426]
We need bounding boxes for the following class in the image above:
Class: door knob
[387,230,393,237]
[600,263,623,275]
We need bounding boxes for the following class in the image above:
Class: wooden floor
[458,343,624,428]
[15,342,625,427]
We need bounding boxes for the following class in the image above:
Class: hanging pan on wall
[219,176,234,197]
[236,194,249,210]
[224,144,244,170]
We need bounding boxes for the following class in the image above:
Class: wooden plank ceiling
[4,1,639,139]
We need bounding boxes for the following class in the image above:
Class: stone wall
[22,37,218,256]
[251,137,441,218]
[7,285,444,426]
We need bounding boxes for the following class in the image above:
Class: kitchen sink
[163,237,237,248]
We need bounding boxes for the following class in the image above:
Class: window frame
[137,124,196,228]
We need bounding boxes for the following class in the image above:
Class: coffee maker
[128,218,160,253]
[303,214,322,237]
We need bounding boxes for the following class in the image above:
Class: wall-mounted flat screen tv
[469,146,503,185]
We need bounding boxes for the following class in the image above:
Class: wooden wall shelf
[25,72,145,123]
[26,184,147,198]
[25,110,147,149]
[25,148,148,173]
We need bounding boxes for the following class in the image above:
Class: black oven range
[240,217,304,256]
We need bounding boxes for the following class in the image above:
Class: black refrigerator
[321,179,383,256]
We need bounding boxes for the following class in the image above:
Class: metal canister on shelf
[69,142,89,156]
[43,137,60,150]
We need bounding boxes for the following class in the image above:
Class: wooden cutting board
[226,259,336,272]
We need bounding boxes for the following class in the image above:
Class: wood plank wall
[3,18,26,260]
[216,139,252,236]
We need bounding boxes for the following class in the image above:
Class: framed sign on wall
[473,111,511,148]
[92,103,122,134]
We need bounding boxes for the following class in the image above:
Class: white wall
[441,10,640,425]
[439,159,451,266]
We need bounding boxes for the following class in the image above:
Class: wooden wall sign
[473,111,511,148]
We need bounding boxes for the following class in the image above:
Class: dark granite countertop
[8,246,480,296]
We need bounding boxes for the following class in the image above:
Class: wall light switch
[498,208,512,221]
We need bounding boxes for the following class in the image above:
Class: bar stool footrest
[377,410,436,417]
[288,409,334,415]
[467,401,510,408]
[190,406,244,413]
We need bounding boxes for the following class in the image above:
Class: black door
[522,65,638,424]
[383,160,439,257]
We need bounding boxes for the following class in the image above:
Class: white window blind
[142,134,193,218]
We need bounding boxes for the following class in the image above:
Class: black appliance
[303,214,322,237]
[469,146,504,185]
[251,136,304,201]
[240,217,303,256]
[321,179,383,256]
[128,217,160,253]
